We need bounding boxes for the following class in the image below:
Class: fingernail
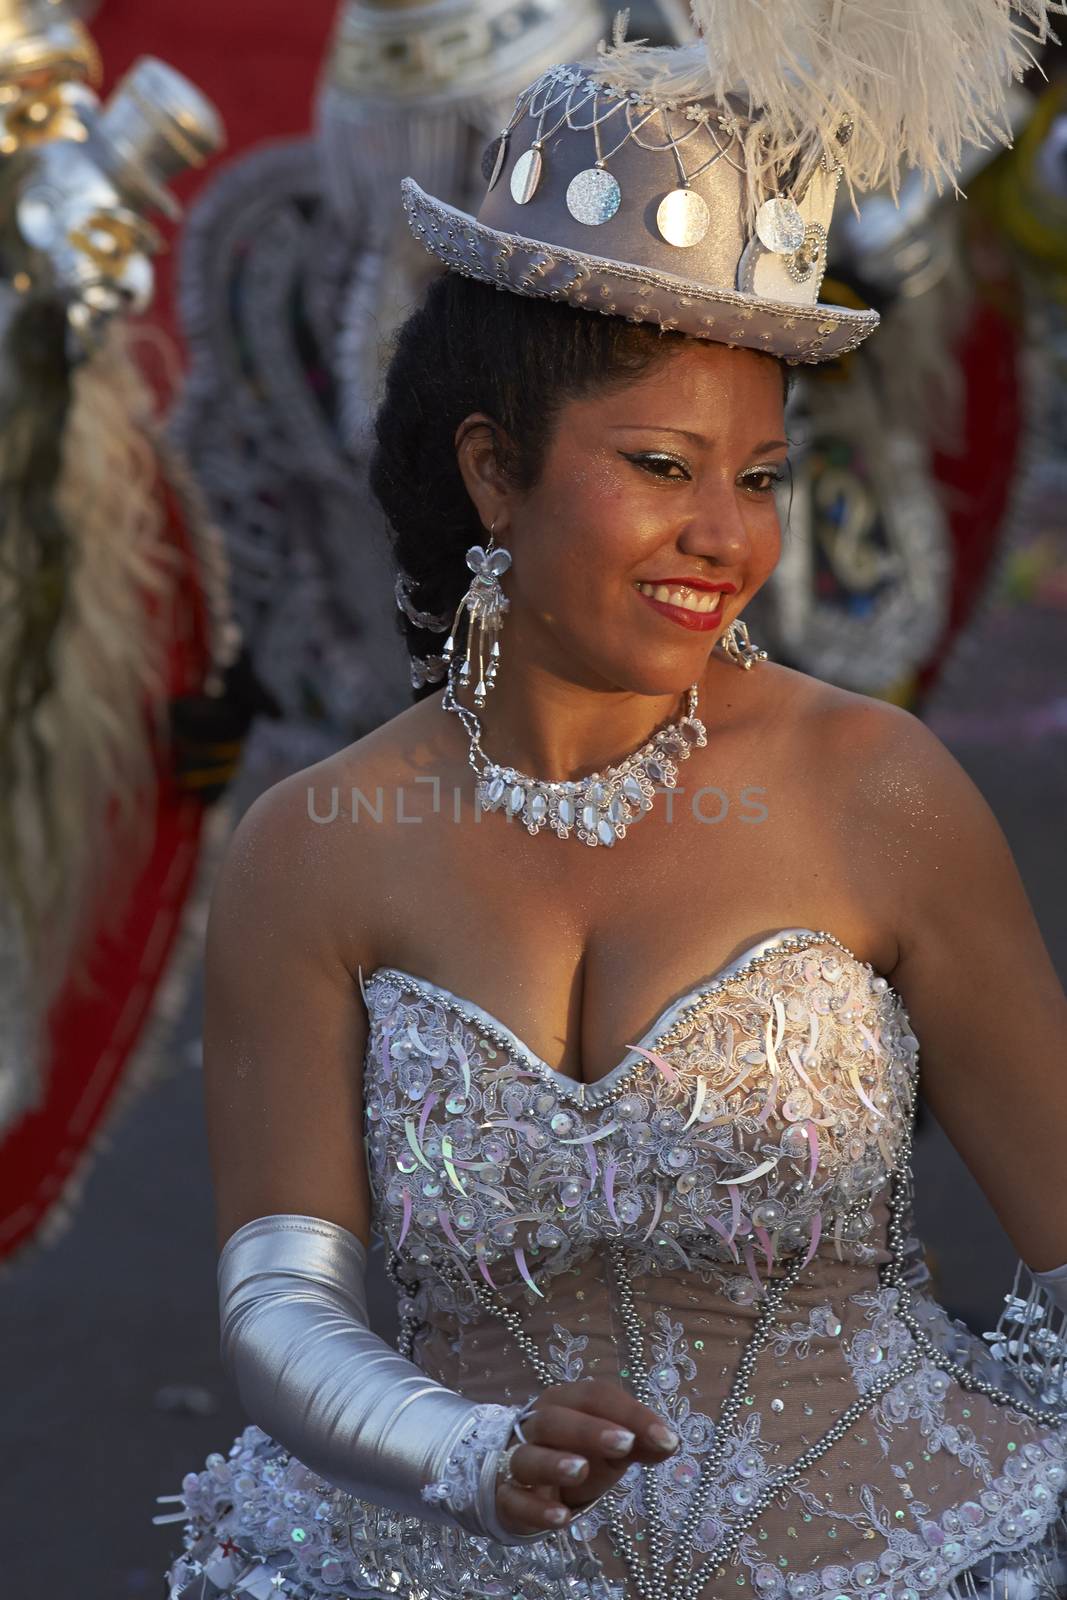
[601,1427,636,1454]
[546,1506,570,1524]
[649,1423,680,1450]
[560,1456,588,1479]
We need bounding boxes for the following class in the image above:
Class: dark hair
[369,272,789,702]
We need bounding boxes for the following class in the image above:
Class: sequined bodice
[360,929,919,1310]
[355,927,1067,1600]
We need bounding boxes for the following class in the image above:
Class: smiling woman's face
[467,337,788,697]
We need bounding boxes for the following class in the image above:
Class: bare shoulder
[776,668,1035,966]
[324,687,453,793]
[236,692,447,839]
[798,672,981,825]
[758,660,956,793]
[209,693,450,970]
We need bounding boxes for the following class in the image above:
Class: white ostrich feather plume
[592,1,1064,206]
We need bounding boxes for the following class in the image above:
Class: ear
[454,412,516,536]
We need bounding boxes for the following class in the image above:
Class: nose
[674,477,755,570]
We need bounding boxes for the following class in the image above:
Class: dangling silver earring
[442,518,512,707]
[718,618,768,670]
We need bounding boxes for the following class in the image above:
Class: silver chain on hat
[488,64,810,254]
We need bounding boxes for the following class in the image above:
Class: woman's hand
[494,1377,680,1536]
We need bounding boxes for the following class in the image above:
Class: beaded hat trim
[402,179,879,364]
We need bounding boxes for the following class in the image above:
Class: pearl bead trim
[381,931,1067,1598]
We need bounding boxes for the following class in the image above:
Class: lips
[633,580,730,633]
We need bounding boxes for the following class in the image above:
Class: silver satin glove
[217,1213,551,1546]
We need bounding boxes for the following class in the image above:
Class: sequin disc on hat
[566,166,621,226]
[482,132,509,191]
[510,146,543,205]
[755,196,806,253]
[657,187,710,247]
[788,223,828,284]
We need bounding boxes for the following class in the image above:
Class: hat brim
[402,179,879,365]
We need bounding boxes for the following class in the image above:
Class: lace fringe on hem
[982,1262,1067,1413]
[155,1424,624,1600]
[939,1501,1067,1598]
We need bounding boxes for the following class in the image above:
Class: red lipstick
[633,578,736,633]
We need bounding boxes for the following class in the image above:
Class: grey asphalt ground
[1,597,1063,1599]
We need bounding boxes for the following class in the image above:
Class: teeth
[636,581,724,615]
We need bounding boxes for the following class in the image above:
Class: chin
[593,650,718,699]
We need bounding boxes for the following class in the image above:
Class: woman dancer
[160,5,1067,1598]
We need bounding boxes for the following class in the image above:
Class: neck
[446,657,700,782]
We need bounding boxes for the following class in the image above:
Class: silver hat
[403,60,872,364]
[317,0,605,222]
[403,1,1063,363]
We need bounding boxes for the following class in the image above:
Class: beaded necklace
[443,675,707,848]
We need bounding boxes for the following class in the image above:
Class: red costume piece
[0,0,337,1265]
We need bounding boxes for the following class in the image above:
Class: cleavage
[412,929,814,1088]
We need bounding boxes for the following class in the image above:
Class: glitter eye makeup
[620,452,787,493]
[740,464,787,495]
[620,450,692,481]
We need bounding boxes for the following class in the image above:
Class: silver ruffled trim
[157,1417,1067,1600]
[401,179,881,365]
[983,1260,1067,1411]
[157,1424,622,1600]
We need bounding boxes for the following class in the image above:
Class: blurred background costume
[170,0,611,789]
[750,152,1028,710]
[0,0,248,1266]
[154,4,1067,1600]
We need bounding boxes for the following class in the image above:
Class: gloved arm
[217,1211,550,1545]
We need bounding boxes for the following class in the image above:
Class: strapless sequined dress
[159,929,1067,1600]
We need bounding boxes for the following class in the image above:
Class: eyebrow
[608,426,789,454]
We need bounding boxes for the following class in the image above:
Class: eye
[620,450,692,482]
[740,463,787,495]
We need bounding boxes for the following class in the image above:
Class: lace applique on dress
[421,1400,523,1521]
